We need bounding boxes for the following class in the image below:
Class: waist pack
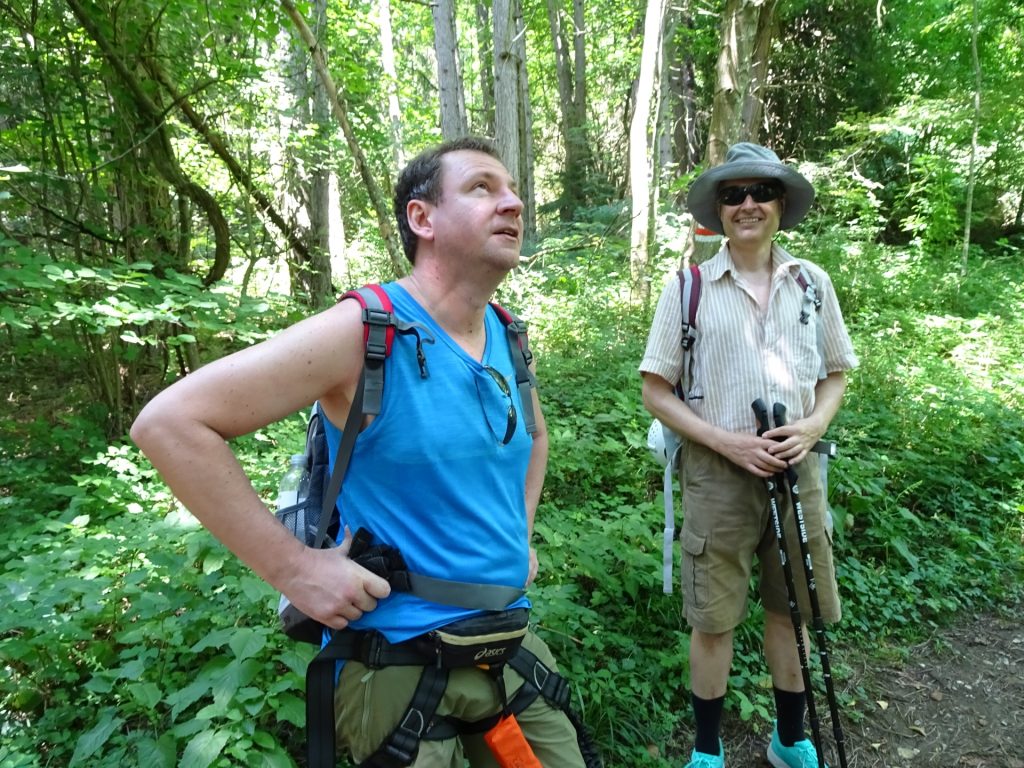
[413,608,529,668]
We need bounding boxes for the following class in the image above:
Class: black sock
[691,693,725,755]
[773,687,806,746]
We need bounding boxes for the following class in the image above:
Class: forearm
[808,371,847,438]
[642,373,728,452]
[131,405,306,590]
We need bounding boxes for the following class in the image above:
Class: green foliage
[5,199,1023,766]
[0,417,311,768]
[3,0,1024,763]
[768,0,898,154]
[0,240,299,436]
[520,237,689,761]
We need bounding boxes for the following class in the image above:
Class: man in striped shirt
[640,143,858,768]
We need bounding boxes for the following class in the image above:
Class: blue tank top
[322,282,533,643]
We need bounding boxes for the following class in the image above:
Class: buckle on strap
[680,324,696,351]
[362,307,393,359]
[383,707,427,761]
[359,631,389,669]
[531,659,571,710]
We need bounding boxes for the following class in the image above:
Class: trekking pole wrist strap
[810,439,837,458]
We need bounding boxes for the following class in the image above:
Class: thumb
[336,525,354,555]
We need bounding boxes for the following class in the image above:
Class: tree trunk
[682,0,762,268]
[740,0,778,144]
[282,0,334,308]
[657,9,676,182]
[432,0,468,138]
[493,0,520,187]
[513,0,536,237]
[281,0,407,277]
[546,0,583,217]
[705,0,761,162]
[306,0,334,307]
[143,59,312,277]
[473,0,496,136]
[628,0,668,302]
[67,0,232,286]
[666,5,700,201]
[961,0,981,278]
[571,0,587,131]
[378,0,405,171]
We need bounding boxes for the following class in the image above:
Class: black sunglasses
[482,365,517,445]
[716,181,784,207]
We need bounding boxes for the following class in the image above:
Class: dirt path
[706,599,1024,767]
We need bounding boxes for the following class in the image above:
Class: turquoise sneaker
[684,739,724,768]
[766,725,827,768]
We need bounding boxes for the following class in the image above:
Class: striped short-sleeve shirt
[640,243,858,434]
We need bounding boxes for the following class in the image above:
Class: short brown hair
[393,137,502,263]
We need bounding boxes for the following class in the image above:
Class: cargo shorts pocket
[679,528,708,609]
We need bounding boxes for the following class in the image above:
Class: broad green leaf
[127,681,163,709]
[69,710,124,767]
[135,735,177,768]
[275,693,305,727]
[228,627,267,661]
[180,728,230,768]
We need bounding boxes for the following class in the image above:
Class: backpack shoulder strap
[341,284,435,414]
[677,263,701,397]
[310,285,434,549]
[793,262,827,380]
[489,302,539,436]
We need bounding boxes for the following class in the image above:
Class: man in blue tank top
[132,138,591,767]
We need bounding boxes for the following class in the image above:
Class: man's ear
[406,199,434,242]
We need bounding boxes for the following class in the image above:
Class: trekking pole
[751,399,825,768]
[772,403,849,768]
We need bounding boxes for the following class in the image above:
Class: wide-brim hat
[686,142,815,234]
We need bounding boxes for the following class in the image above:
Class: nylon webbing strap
[359,299,393,416]
[406,573,525,611]
[663,265,700,595]
[306,632,451,768]
[507,320,538,436]
[358,665,450,768]
[312,375,366,550]
[507,646,571,712]
[677,264,701,398]
[420,645,571,741]
[795,264,827,381]
[493,305,538,436]
[662,456,676,595]
[660,423,682,595]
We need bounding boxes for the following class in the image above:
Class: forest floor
[671,597,1023,768]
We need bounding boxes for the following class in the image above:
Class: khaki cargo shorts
[678,441,841,634]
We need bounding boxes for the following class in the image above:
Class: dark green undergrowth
[2,226,1023,767]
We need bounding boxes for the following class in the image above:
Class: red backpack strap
[340,284,435,414]
[341,284,396,360]
[489,302,538,436]
[339,285,397,416]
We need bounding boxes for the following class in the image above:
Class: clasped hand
[720,418,821,478]
[281,527,391,630]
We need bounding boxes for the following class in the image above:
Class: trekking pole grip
[751,398,770,437]
[772,402,800,482]
[772,402,787,429]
